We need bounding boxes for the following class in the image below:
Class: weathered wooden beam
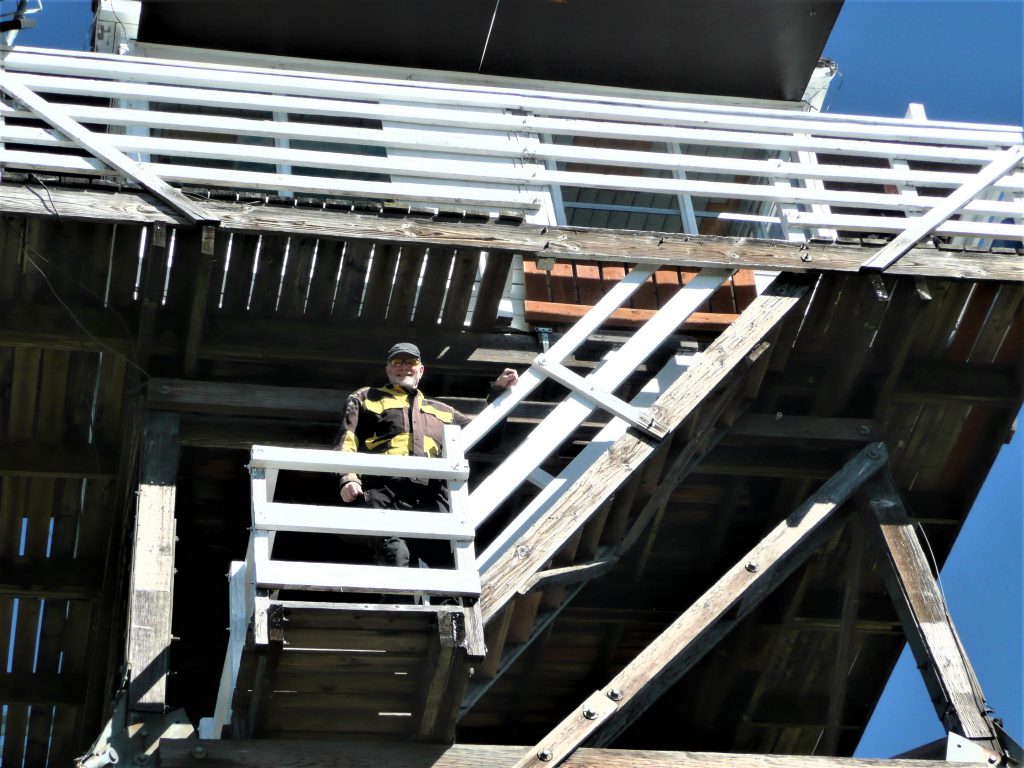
[157,737,990,766]
[126,410,180,713]
[237,606,286,741]
[416,606,486,743]
[136,222,167,369]
[893,359,1022,406]
[0,183,1019,281]
[510,444,889,768]
[857,472,1002,756]
[0,443,116,478]
[0,302,133,353]
[0,672,85,705]
[727,414,882,443]
[0,559,102,600]
[183,225,219,377]
[479,277,811,625]
[822,524,865,755]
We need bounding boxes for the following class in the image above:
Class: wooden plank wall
[0,217,136,766]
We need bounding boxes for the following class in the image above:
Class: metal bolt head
[537,748,553,761]
[745,562,759,573]
[607,688,623,701]
[583,707,599,720]
[516,544,530,558]
[133,754,151,766]
[858,424,871,435]
[867,445,882,459]
[191,744,208,760]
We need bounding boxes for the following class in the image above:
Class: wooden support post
[416,606,486,743]
[235,600,284,740]
[510,443,889,768]
[183,225,219,377]
[126,410,180,712]
[137,223,167,370]
[822,522,864,755]
[857,472,1002,757]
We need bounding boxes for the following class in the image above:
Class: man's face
[386,356,425,389]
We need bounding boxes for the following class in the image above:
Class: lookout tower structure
[0,2,1021,766]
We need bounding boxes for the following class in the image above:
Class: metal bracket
[945,732,1002,766]
[535,325,553,353]
[76,690,195,767]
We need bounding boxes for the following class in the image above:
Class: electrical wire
[22,250,151,379]
[1,215,151,380]
[478,0,502,74]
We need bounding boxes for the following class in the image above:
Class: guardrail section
[0,46,1021,242]
[245,429,480,598]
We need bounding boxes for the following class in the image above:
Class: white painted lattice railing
[244,427,479,598]
[1,46,1022,242]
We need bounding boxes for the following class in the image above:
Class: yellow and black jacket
[333,384,474,486]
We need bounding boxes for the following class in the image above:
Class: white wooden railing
[244,427,479,598]
[1,46,1022,242]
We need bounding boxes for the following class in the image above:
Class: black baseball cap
[386,342,421,361]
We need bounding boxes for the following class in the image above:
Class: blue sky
[6,0,1022,758]
[823,0,1024,757]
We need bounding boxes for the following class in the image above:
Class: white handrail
[247,433,480,598]
[2,46,1021,241]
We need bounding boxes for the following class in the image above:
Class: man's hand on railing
[494,368,519,390]
[340,480,363,503]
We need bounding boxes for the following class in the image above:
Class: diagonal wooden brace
[510,443,889,768]
[857,472,1003,758]
[0,70,218,224]
[861,145,1024,272]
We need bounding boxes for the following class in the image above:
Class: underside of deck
[0,184,1020,765]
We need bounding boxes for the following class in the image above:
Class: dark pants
[362,479,450,568]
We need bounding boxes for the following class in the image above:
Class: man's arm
[333,392,365,503]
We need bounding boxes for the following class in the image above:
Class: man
[333,342,518,568]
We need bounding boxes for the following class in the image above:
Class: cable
[22,250,151,379]
[478,0,502,74]
[29,173,62,223]
[1,216,143,365]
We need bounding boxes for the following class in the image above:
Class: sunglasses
[388,357,421,367]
